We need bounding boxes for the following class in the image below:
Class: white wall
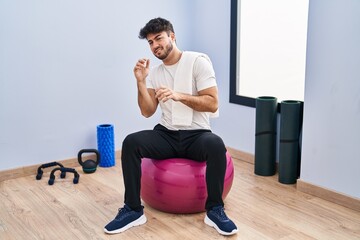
[300,0,360,198]
[0,0,191,170]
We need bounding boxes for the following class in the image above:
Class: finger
[163,93,171,102]
[155,89,163,99]
[135,58,145,67]
[155,87,164,94]
[155,90,166,101]
[155,87,167,96]
[137,60,145,67]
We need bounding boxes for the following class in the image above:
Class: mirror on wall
[230,0,309,107]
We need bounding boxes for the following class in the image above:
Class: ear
[170,32,176,42]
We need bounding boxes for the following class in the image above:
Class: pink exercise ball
[140,152,234,214]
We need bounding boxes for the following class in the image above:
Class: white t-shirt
[146,55,217,130]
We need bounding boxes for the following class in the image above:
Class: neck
[163,48,182,65]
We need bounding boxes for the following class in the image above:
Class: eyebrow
[147,33,163,43]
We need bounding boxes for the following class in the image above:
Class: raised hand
[133,58,150,83]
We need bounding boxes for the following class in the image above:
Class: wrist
[178,93,189,102]
[137,79,146,86]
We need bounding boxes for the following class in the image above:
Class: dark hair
[138,17,175,39]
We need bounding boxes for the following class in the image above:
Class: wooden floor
[1,157,360,240]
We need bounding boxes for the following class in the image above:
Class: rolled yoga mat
[254,96,278,176]
[278,100,303,184]
[97,124,115,167]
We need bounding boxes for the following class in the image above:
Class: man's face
[147,31,174,60]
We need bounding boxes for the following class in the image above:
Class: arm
[134,59,159,118]
[155,86,219,113]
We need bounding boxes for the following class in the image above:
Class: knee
[206,134,226,154]
[122,132,141,152]
[197,134,226,160]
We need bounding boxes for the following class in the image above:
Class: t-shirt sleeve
[193,56,217,91]
[146,68,155,89]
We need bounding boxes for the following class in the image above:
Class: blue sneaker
[104,205,147,234]
[204,205,238,235]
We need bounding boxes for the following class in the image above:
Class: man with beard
[104,17,238,236]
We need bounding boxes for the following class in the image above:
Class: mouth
[154,47,162,54]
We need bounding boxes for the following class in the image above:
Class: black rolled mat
[278,100,303,184]
[254,96,278,176]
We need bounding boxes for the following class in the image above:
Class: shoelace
[212,206,229,221]
[115,206,131,220]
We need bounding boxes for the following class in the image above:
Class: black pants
[121,124,227,211]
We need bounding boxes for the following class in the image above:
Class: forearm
[155,86,219,113]
[137,82,157,117]
[179,93,218,113]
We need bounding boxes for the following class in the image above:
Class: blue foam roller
[97,124,115,167]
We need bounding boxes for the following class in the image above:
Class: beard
[154,41,173,60]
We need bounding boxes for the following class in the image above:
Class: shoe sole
[104,214,147,234]
[204,215,238,236]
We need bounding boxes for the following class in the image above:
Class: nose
[152,42,160,51]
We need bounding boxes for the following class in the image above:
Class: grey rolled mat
[278,100,303,184]
[254,96,278,176]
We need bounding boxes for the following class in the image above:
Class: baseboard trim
[0,150,121,182]
[226,147,360,212]
[0,147,249,182]
[297,179,360,212]
[226,146,254,164]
